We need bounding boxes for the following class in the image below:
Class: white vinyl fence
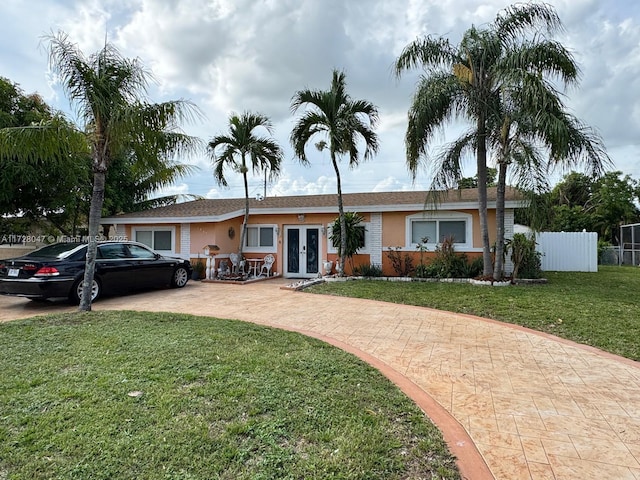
[535,231,598,272]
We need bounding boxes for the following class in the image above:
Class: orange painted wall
[381,209,497,249]
[379,250,483,276]
[189,219,243,256]
[187,212,346,273]
[119,208,497,277]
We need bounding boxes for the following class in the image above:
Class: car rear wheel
[171,266,189,288]
[70,277,101,304]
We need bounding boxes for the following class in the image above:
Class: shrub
[428,237,468,278]
[414,262,437,278]
[598,239,614,264]
[386,246,414,276]
[414,237,480,278]
[507,233,542,279]
[464,256,484,278]
[353,263,383,277]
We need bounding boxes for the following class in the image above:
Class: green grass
[0,311,459,480]
[309,265,640,361]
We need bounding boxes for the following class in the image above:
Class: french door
[284,226,321,278]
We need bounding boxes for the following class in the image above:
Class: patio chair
[229,253,245,275]
[258,254,275,277]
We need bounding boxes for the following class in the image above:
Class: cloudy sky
[3,0,640,200]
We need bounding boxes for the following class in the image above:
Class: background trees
[0,76,197,239]
[207,112,283,258]
[290,69,379,276]
[519,171,640,244]
[0,77,89,234]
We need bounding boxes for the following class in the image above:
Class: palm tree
[290,69,379,276]
[490,91,608,279]
[207,112,283,258]
[394,2,604,277]
[0,31,200,310]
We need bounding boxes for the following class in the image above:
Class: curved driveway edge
[2,279,640,479]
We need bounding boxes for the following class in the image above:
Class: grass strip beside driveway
[0,311,460,480]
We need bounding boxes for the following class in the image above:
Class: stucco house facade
[101,187,524,278]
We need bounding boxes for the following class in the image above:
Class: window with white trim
[406,213,471,248]
[132,227,175,253]
[245,225,276,251]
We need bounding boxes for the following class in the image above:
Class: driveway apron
[1,279,639,480]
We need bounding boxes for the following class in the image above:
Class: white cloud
[270,172,336,197]
[3,0,639,201]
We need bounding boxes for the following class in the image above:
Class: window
[411,221,436,244]
[407,213,471,248]
[439,221,466,243]
[411,220,466,244]
[133,227,175,253]
[245,226,276,250]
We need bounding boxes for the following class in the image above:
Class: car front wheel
[70,277,101,304]
[171,267,189,288]
[171,266,189,288]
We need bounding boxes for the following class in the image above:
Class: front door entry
[285,226,321,278]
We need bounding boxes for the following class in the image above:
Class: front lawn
[308,266,640,361]
[0,311,459,480]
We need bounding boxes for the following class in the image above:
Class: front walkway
[2,279,640,479]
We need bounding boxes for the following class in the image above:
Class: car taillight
[35,266,60,276]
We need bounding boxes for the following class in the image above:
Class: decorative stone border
[284,275,548,291]
[469,278,512,287]
[280,278,326,291]
[203,273,281,285]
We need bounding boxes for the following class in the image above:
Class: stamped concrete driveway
[2,278,640,480]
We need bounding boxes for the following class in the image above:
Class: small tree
[329,212,365,274]
[507,233,542,279]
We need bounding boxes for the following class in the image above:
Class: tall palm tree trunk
[494,161,507,281]
[476,118,493,277]
[332,151,347,276]
[79,167,106,311]
[238,155,249,259]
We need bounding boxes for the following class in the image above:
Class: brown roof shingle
[103,187,523,221]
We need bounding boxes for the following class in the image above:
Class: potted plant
[191,258,206,280]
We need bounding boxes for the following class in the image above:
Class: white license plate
[8,268,20,277]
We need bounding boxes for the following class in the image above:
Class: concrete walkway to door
[2,278,640,479]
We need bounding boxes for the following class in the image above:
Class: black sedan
[0,241,192,303]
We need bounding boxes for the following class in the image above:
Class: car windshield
[25,243,85,260]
